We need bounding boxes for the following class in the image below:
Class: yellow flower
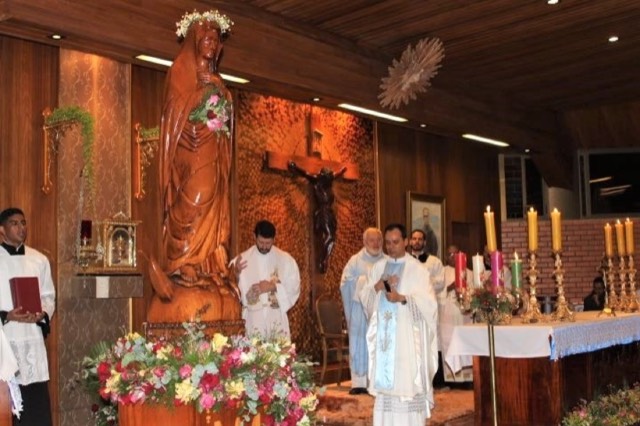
[156,345,173,361]
[175,379,198,404]
[225,380,244,396]
[211,333,228,352]
[126,332,141,340]
[300,394,318,411]
[105,372,121,393]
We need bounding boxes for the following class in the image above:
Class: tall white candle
[472,253,484,287]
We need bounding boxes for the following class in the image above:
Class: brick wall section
[501,217,640,305]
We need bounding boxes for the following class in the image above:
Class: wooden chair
[315,293,349,385]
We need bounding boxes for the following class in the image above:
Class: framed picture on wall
[406,192,446,259]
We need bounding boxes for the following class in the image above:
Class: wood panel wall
[0,35,59,424]
[377,122,502,258]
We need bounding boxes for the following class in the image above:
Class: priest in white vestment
[233,220,300,339]
[340,227,384,394]
[360,224,438,425]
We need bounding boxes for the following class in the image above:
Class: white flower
[176,10,234,38]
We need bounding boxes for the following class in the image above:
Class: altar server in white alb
[440,244,474,384]
[340,227,384,395]
[360,223,439,426]
[0,207,56,426]
[233,220,300,339]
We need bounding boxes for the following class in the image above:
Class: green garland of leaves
[45,106,95,209]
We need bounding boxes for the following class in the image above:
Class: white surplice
[0,246,55,385]
[360,254,439,425]
[234,245,300,339]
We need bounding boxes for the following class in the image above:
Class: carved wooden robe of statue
[147,15,241,324]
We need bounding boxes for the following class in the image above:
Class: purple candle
[490,250,504,293]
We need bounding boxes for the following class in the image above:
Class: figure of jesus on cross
[288,161,347,273]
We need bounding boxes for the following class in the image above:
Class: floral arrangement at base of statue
[81,322,320,426]
[562,383,640,426]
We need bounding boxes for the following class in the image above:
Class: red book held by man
[9,277,42,313]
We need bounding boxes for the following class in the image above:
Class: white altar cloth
[445,311,640,374]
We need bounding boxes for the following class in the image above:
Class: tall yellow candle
[604,223,613,258]
[484,206,497,252]
[550,208,562,252]
[615,219,626,256]
[527,208,538,252]
[625,218,634,255]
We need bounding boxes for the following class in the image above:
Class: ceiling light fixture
[338,103,408,122]
[462,133,509,147]
[312,97,321,102]
[135,55,250,84]
[608,35,619,43]
[589,176,613,184]
[524,148,531,153]
[547,0,559,5]
[49,34,64,40]
[420,124,427,128]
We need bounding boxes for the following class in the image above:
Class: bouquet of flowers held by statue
[80,321,319,425]
[189,87,231,136]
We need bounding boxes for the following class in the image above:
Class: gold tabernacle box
[76,212,141,275]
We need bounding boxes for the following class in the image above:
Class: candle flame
[529,207,535,212]
[626,217,631,222]
[514,251,519,260]
[616,219,621,224]
[486,205,491,212]
[553,208,559,213]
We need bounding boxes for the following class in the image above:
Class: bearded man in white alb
[340,227,384,395]
[360,223,438,425]
[233,220,300,339]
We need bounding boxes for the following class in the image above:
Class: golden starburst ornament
[379,37,445,110]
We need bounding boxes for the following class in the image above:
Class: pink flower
[153,367,165,378]
[208,95,220,105]
[206,118,223,132]
[198,341,211,352]
[179,364,193,379]
[199,393,215,410]
[287,388,303,403]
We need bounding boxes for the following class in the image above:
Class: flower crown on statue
[176,10,234,38]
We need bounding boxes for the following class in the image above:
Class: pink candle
[454,252,467,290]
[490,251,504,293]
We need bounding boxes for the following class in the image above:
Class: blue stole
[374,259,405,390]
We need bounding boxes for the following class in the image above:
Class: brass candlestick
[521,251,544,323]
[551,252,575,322]
[627,254,638,312]
[599,258,616,317]
[456,286,473,312]
[618,255,630,312]
[605,256,619,311]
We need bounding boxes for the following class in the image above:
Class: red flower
[262,414,275,426]
[91,403,99,413]
[97,362,111,382]
[207,110,217,119]
[199,372,220,392]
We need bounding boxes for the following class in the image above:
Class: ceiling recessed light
[49,34,64,40]
[312,97,321,102]
[524,148,531,153]
[419,124,427,128]
[338,103,407,122]
[135,55,250,83]
[608,35,619,43]
[547,0,559,4]
[462,133,509,147]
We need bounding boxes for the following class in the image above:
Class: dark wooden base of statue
[118,403,262,426]
[146,284,241,326]
[144,319,245,339]
[0,382,11,426]
[473,342,640,425]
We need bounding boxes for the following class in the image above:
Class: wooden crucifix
[264,108,359,274]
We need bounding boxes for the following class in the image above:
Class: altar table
[445,311,640,425]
